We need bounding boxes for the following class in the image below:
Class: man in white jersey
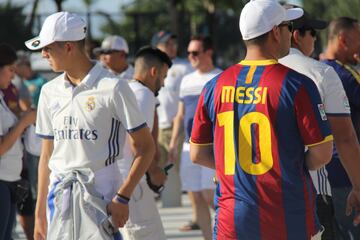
[25,12,155,240]
[119,46,172,240]
[279,6,360,239]
[169,36,221,240]
[95,35,134,80]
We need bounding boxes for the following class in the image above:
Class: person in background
[15,54,47,198]
[322,17,360,239]
[95,35,134,80]
[151,30,193,209]
[169,35,221,240]
[119,46,171,240]
[0,43,36,240]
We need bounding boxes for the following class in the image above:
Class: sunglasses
[100,49,121,55]
[278,22,294,33]
[187,51,202,57]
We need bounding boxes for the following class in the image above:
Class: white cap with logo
[95,36,129,54]
[239,0,303,40]
[25,12,87,50]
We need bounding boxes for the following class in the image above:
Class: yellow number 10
[217,111,273,176]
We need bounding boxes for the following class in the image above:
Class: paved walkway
[13,194,207,240]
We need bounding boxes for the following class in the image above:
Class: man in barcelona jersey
[189,0,338,239]
[25,12,155,240]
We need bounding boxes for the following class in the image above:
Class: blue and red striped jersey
[190,60,333,240]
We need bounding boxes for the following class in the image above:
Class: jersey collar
[239,59,278,66]
[63,61,102,89]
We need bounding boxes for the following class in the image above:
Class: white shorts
[180,142,216,192]
[120,181,166,240]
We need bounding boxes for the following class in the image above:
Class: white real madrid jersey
[36,63,146,173]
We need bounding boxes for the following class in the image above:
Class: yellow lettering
[244,87,254,104]
[253,87,262,104]
[236,86,245,104]
[221,86,235,103]
[262,87,268,104]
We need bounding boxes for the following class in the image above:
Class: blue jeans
[332,187,360,239]
[0,181,16,240]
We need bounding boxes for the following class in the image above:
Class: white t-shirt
[157,57,193,129]
[118,80,157,182]
[36,62,146,174]
[280,48,351,196]
[0,91,23,181]
[117,64,134,81]
[180,68,222,142]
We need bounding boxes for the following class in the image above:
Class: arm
[107,126,155,228]
[305,141,333,170]
[34,139,53,240]
[147,112,167,186]
[0,110,36,155]
[168,102,185,163]
[328,116,360,225]
[190,143,215,169]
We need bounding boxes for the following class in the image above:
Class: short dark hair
[328,17,359,40]
[0,43,17,68]
[243,31,270,46]
[190,35,213,51]
[135,46,172,69]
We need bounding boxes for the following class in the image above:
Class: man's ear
[64,42,74,53]
[292,29,301,45]
[149,66,158,77]
[338,32,348,50]
[271,26,281,43]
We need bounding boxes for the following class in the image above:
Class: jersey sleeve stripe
[305,135,333,147]
[36,134,54,139]
[189,138,213,146]
[127,122,147,133]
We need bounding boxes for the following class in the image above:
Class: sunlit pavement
[13,194,208,240]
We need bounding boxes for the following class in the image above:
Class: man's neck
[197,63,215,74]
[324,42,347,63]
[245,45,279,61]
[66,56,93,86]
[114,64,128,75]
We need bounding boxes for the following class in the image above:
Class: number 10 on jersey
[217,111,273,176]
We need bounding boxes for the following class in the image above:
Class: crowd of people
[0,0,360,239]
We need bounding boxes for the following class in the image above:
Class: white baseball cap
[25,12,87,50]
[239,0,304,40]
[94,36,129,54]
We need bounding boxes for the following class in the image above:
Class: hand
[148,166,167,186]
[20,109,37,128]
[34,214,47,240]
[168,144,178,164]
[107,200,129,228]
[346,188,360,226]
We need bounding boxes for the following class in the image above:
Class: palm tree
[82,0,97,41]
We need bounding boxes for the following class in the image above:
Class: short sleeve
[131,85,156,130]
[190,89,213,145]
[294,79,333,147]
[113,80,147,133]
[323,66,350,115]
[36,87,54,139]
